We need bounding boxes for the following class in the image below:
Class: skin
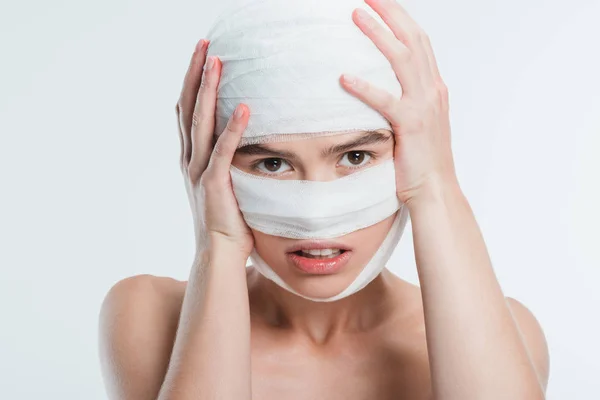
[98,1,550,399]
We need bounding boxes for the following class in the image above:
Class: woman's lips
[287,250,352,275]
[285,240,351,253]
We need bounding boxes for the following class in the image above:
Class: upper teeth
[301,248,341,256]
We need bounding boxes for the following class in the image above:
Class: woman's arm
[157,240,252,400]
[409,180,549,399]
[340,1,549,398]
[159,39,254,397]
[99,40,254,400]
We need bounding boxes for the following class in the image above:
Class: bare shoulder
[98,274,187,400]
[99,274,187,336]
[505,296,550,392]
[99,274,187,325]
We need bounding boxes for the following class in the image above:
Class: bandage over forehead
[205,0,410,302]
[206,0,403,145]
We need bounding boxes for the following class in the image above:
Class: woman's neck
[248,268,402,345]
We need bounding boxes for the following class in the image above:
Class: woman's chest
[249,330,433,400]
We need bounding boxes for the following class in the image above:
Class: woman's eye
[339,151,372,168]
[255,158,292,175]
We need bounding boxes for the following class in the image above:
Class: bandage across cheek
[230,159,401,239]
[205,0,411,302]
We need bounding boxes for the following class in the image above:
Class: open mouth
[287,247,352,274]
[292,249,348,259]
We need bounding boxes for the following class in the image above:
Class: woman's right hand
[175,39,254,258]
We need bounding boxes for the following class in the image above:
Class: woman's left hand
[340,0,459,206]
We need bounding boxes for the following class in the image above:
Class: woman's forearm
[158,236,252,400]
[408,180,544,400]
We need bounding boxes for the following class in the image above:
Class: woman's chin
[284,276,350,300]
[276,261,361,300]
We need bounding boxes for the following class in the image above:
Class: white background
[1,0,598,398]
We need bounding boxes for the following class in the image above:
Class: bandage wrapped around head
[205,0,410,302]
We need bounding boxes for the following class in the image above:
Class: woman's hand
[176,40,254,257]
[340,0,459,206]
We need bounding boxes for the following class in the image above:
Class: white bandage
[230,159,401,239]
[205,0,410,302]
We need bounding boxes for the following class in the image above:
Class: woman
[98,0,550,398]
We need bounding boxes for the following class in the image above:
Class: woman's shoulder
[98,274,188,398]
[101,274,187,316]
[100,269,257,327]
[99,273,196,345]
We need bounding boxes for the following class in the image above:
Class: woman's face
[231,129,397,299]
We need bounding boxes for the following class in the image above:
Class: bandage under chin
[205,0,410,302]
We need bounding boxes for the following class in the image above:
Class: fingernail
[355,8,370,23]
[342,73,357,85]
[195,39,205,52]
[234,104,244,120]
[205,56,215,71]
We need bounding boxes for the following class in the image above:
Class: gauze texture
[206,0,403,146]
[230,159,401,239]
[204,0,410,302]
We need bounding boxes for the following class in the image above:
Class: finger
[204,104,249,180]
[178,39,209,167]
[363,0,434,90]
[421,33,444,84]
[340,74,402,127]
[352,8,423,97]
[189,55,222,179]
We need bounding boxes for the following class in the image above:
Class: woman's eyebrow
[321,130,392,157]
[235,144,298,160]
